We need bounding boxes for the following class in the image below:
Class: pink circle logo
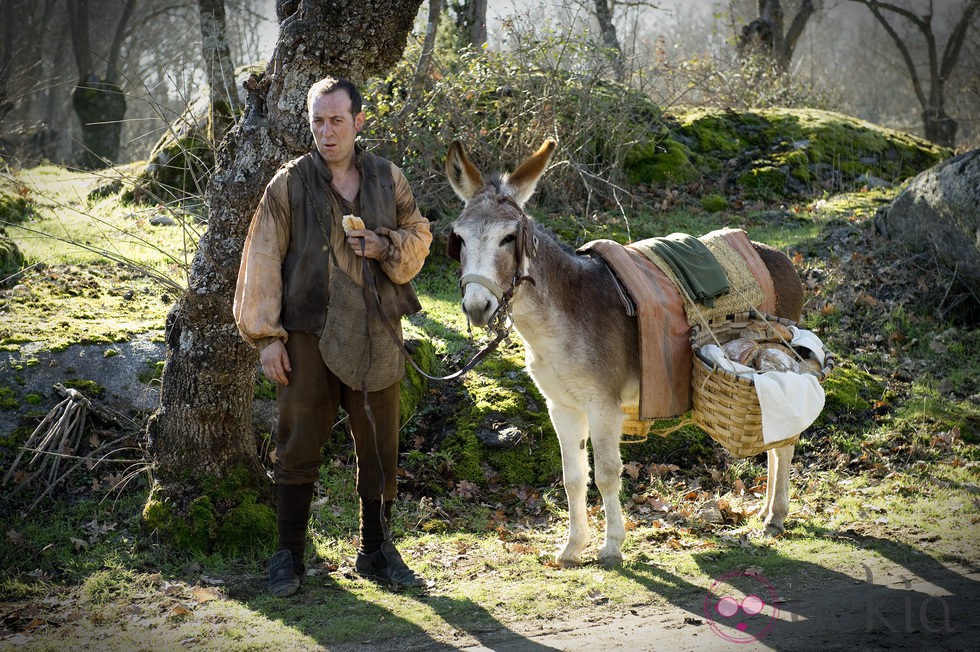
[703,569,780,643]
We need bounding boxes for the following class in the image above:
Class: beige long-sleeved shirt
[233,156,432,350]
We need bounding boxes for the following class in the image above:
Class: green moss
[179,495,218,552]
[624,138,699,185]
[737,166,787,199]
[0,387,17,410]
[676,111,743,157]
[821,362,884,414]
[253,375,275,401]
[63,379,106,399]
[25,393,42,405]
[216,490,276,556]
[670,107,950,198]
[142,467,275,556]
[399,335,437,428]
[0,190,35,224]
[139,361,164,384]
[0,231,25,282]
[141,492,173,532]
[700,194,728,213]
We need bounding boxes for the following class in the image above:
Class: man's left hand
[346,229,390,260]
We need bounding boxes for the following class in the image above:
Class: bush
[363,22,666,218]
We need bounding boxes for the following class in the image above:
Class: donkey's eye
[500,234,516,246]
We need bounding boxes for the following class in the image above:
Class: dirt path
[452,561,980,651]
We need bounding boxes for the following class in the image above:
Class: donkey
[445,139,806,567]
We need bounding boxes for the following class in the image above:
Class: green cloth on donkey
[631,233,730,307]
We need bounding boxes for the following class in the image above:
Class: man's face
[309,90,364,167]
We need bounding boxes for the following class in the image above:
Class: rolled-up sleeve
[233,171,291,349]
[376,163,432,285]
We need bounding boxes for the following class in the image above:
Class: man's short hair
[307,77,363,117]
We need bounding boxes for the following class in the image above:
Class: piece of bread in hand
[342,214,365,234]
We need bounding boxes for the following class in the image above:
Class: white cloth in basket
[701,327,826,443]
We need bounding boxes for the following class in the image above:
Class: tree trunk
[198,0,242,145]
[146,0,423,549]
[738,0,813,72]
[67,0,136,169]
[593,0,625,82]
[71,79,126,169]
[452,0,487,48]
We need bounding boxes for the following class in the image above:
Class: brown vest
[279,148,421,389]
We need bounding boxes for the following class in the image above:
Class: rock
[875,149,980,299]
[149,214,176,226]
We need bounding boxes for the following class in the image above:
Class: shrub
[363,22,666,218]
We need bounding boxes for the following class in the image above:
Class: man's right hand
[260,340,292,385]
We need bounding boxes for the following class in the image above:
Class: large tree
[145,0,423,528]
[849,0,979,148]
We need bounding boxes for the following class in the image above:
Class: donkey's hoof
[556,553,582,568]
[762,521,785,537]
[597,551,623,568]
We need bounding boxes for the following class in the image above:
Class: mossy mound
[655,107,952,198]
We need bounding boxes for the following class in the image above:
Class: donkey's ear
[506,139,556,207]
[446,140,484,201]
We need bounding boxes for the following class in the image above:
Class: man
[234,76,432,597]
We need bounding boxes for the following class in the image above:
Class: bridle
[448,195,538,333]
[369,195,537,382]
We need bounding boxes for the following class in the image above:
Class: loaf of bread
[342,214,365,234]
[755,348,801,372]
[722,338,761,366]
[743,319,793,342]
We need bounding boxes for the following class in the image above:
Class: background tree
[449,0,487,48]
[848,0,979,148]
[145,0,423,534]
[198,0,243,145]
[593,0,626,82]
[737,0,815,72]
[67,0,137,169]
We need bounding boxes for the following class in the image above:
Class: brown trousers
[274,331,400,501]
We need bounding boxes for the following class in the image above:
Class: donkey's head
[446,139,556,327]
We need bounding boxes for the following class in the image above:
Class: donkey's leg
[589,407,626,567]
[762,443,794,535]
[551,405,590,567]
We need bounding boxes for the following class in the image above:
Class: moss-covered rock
[670,107,951,199]
[624,138,700,186]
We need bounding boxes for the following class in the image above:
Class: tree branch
[939,0,980,80]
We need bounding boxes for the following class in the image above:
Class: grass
[1,165,978,648]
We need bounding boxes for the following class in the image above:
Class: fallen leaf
[70,537,89,551]
[7,529,25,545]
[623,461,643,480]
[191,587,220,604]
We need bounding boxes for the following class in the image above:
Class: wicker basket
[689,309,834,458]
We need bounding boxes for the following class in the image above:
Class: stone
[875,149,980,299]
